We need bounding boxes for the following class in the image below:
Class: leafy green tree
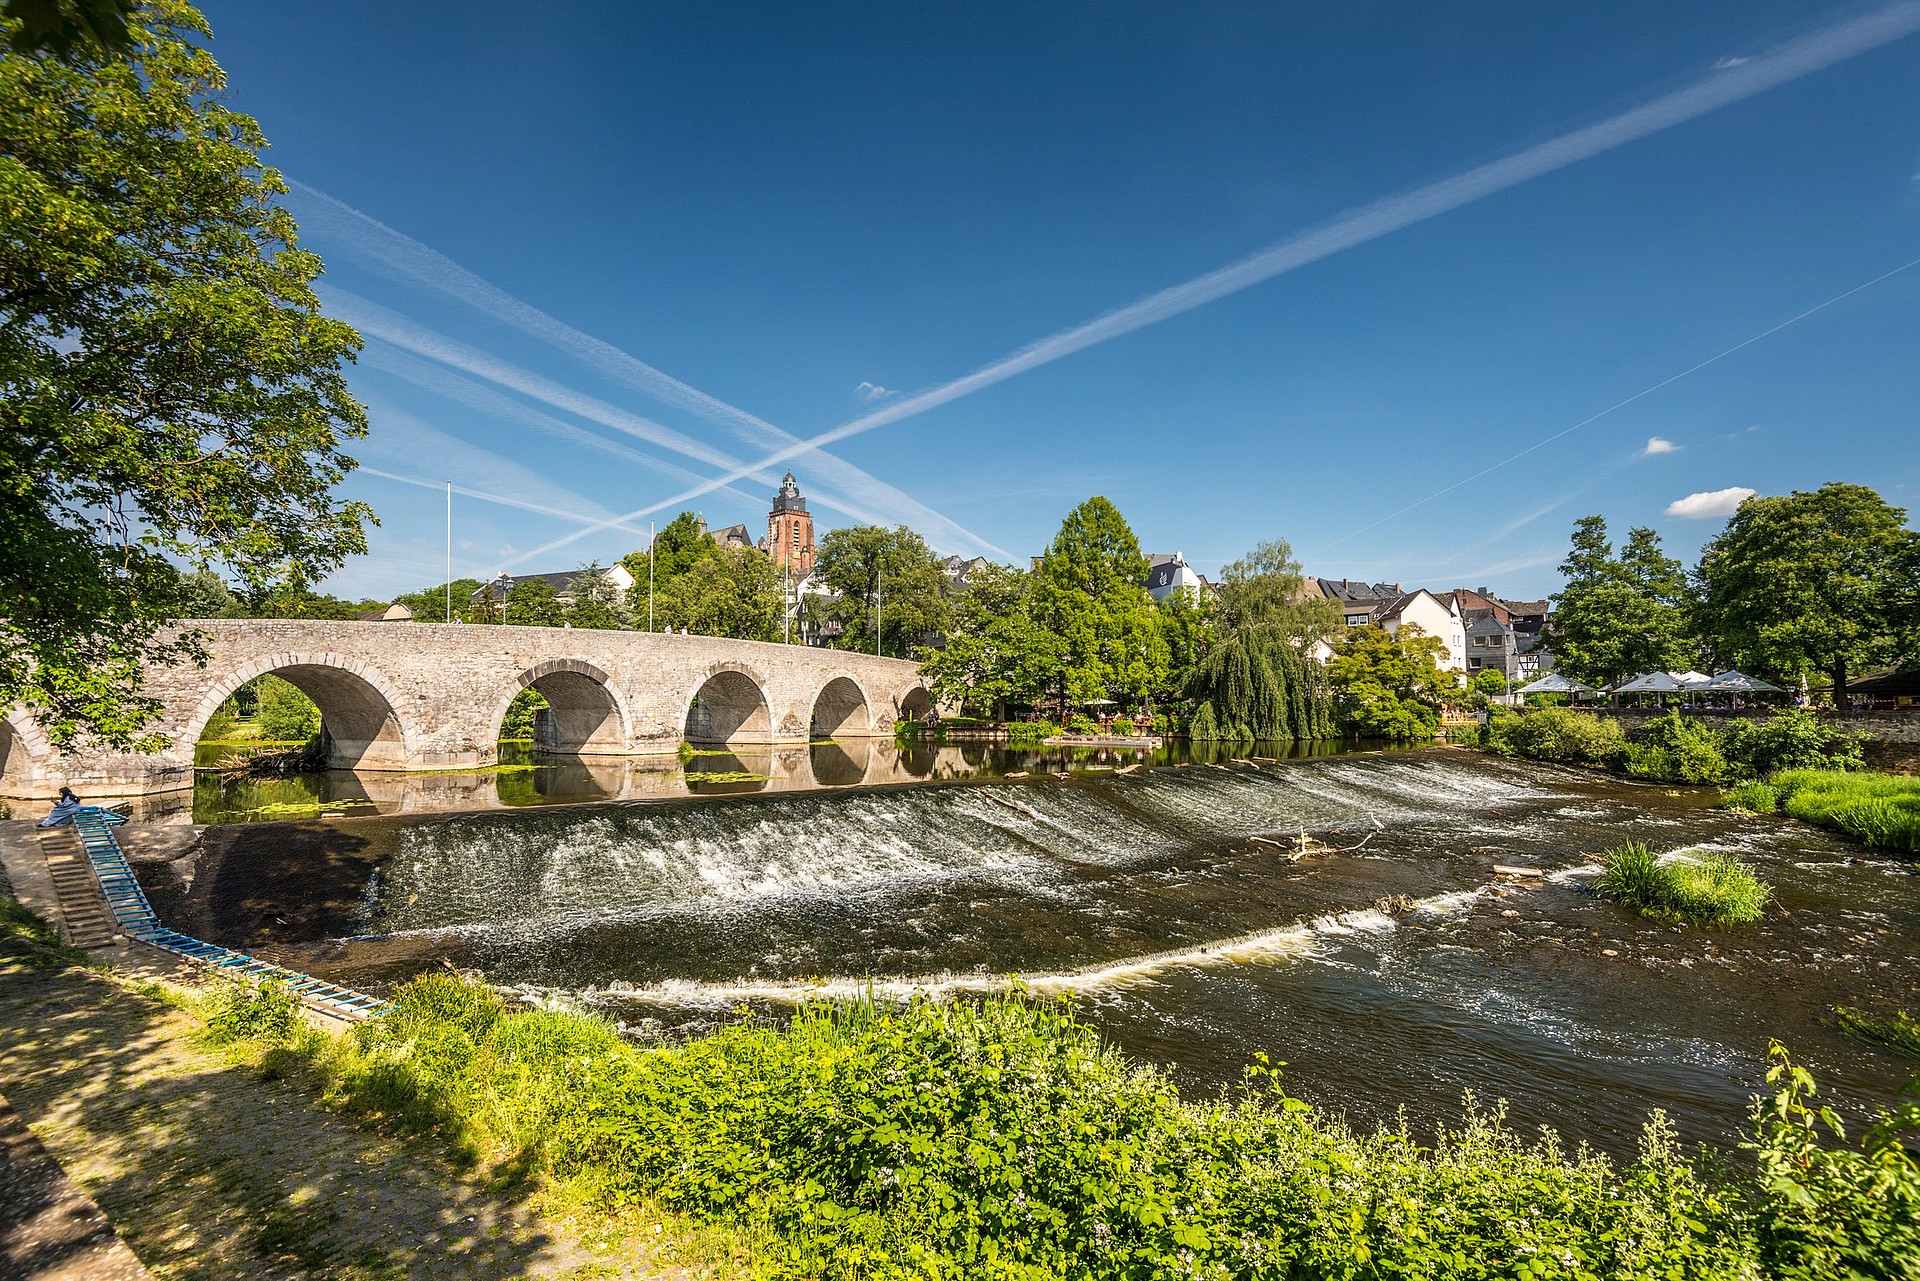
[499,687,548,740]
[812,525,950,658]
[176,567,239,618]
[919,564,1065,718]
[1029,498,1167,708]
[2,1,371,749]
[1545,517,1694,687]
[1470,668,1509,696]
[1695,483,1920,707]
[1184,538,1335,740]
[5,0,136,56]
[1326,624,1451,741]
[236,587,387,621]
[251,674,319,742]
[621,511,711,603]
[504,577,567,627]
[1152,589,1218,710]
[393,578,486,624]
[654,545,782,641]
[565,561,631,630]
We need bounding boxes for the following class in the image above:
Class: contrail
[291,181,1007,558]
[1307,255,1920,556]
[507,1,1920,569]
[359,467,653,541]
[331,286,1003,549]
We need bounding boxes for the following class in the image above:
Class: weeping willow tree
[1184,540,1339,741]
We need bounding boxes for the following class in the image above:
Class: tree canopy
[811,524,949,658]
[2,0,371,747]
[1695,483,1920,705]
[1325,624,1452,741]
[1029,498,1166,706]
[1185,538,1334,740]
[919,564,1065,717]
[1544,516,1694,687]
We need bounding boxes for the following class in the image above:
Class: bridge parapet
[1,619,931,797]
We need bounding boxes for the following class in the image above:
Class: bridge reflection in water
[144,740,1020,825]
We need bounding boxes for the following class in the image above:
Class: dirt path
[0,948,695,1280]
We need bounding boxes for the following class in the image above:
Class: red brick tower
[768,472,814,573]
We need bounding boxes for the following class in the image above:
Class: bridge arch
[898,685,933,723]
[186,653,415,771]
[809,675,873,738]
[492,659,631,756]
[0,713,52,796]
[684,663,773,744]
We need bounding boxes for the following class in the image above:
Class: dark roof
[1314,577,1401,605]
[471,570,586,601]
[1849,668,1920,696]
[710,522,754,547]
[1500,599,1551,616]
[1464,613,1512,637]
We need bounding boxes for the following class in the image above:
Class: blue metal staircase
[70,807,392,1022]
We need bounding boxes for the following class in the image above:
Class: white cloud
[1641,436,1680,455]
[1665,486,1756,518]
[855,381,896,402]
[1714,55,1752,69]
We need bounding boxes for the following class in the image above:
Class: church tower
[768,472,814,573]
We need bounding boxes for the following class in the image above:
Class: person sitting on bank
[39,787,81,828]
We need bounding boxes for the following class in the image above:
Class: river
[138,742,1920,1158]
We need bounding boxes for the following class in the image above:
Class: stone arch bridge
[0,619,933,797]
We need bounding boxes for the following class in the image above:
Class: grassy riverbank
[1595,841,1771,925]
[1731,770,1920,851]
[187,970,1920,1280]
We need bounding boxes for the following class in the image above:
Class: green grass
[1595,840,1772,925]
[1723,779,1781,813]
[1835,1007,1920,1060]
[1769,769,1920,851]
[181,971,1920,1279]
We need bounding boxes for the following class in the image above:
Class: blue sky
[200,1,1920,600]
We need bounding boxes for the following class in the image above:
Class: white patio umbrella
[1672,670,1713,688]
[1610,671,1688,695]
[1515,673,1597,696]
[1704,670,1784,694]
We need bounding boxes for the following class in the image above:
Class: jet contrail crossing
[503,1,1920,570]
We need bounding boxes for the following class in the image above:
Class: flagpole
[647,520,655,633]
[444,482,452,623]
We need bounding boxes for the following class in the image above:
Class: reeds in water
[1596,841,1770,925]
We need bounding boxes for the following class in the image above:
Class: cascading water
[149,746,1920,1158]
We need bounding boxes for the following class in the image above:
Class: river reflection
[151,737,1363,825]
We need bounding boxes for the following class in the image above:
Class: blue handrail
[70,807,391,1022]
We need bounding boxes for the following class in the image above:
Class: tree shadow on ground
[0,945,613,1280]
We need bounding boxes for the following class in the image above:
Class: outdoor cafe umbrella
[1610,671,1688,695]
[1703,670,1784,694]
[1673,670,1713,688]
[1515,673,1597,696]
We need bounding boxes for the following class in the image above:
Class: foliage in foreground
[1836,1007,1920,1061]
[189,972,1920,1280]
[2,0,372,749]
[1595,841,1771,926]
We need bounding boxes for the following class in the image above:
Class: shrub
[1112,715,1134,735]
[1005,721,1052,746]
[1624,712,1729,784]
[1067,712,1100,736]
[200,977,305,1046]
[1484,705,1626,767]
[1596,841,1771,925]
[1720,708,1864,778]
[254,674,322,742]
[1835,1007,1920,1060]
[1773,770,1920,851]
[194,974,1920,1278]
